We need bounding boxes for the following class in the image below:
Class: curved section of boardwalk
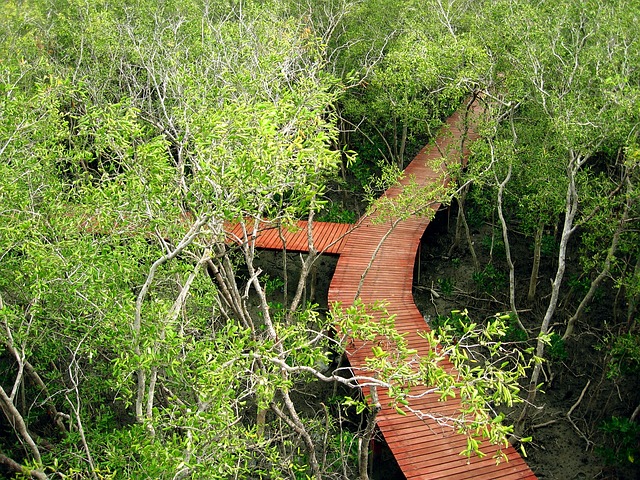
[329,102,538,479]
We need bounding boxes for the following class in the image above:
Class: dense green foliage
[1,0,640,478]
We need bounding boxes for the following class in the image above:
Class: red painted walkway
[328,100,538,479]
[225,219,350,254]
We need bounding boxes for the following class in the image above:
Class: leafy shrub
[263,274,285,295]
[466,186,494,230]
[348,156,375,192]
[605,333,640,379]
[481,232,505,257]
[437,277,455,296]
[317,202,358,224]
[473,264,506,294]
[431,310,468,338]
[465,205,485,230]
[568,274,590,298]
[501,312,527,342]
[540,234,559,257]
[597,416,640,467]
[547,332,568,361]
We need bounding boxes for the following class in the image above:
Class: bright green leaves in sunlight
[190,92,340,221]
[1,1,347,478]
[331,301,531,462]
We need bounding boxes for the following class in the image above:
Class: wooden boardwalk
[328,101,538,479]
[233,99,537,479]
[225,220,350,255]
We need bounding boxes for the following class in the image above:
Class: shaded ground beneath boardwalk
[252,249,405,478]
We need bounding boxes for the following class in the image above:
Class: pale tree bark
[0,295,43,466]
[246,257,323,479]
[430,95,485,268]
[0,387,41,464]
[358,386,381,480]
[142,246,211,436]
[212,207,326,478]
[447,95,483,272]
[288,210,319,317]
[627,256,640,329]
[448,188,480,272]
[563,186,631,340]
[494,159,526,332]
[527,221,544,303]
[65,347,98,480]
[133,217,209,423]
[392,116,401,169]
[398,121,408,169]
[519,150,585,424]
[0,452,47,480]
[209,228,268,433]
[270,401,322,479]
[278,223,289,311]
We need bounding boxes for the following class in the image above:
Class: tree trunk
[256,402,267,437]
[278,223,289,311]
[448,188,480,271]
[0,387,41,464]
[358,386,381,480]
[338,114,349,184]
[310,262,317,304]
[398,122,408,169]
[631,401,640,422]
[495,162,526,331]
[448,197,464,255]
[392,116,399,168]
[271,395,322,480]
[134,218,207,422]
[288,211,318,317]
[459,198,479,271]
[519,152,583,425]
[0,452,47,480]
[563,192,630,340]
[244,223,322,479]
[527,221,544,303]
[627,255,640,331]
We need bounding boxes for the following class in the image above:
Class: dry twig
[566,380,593,450]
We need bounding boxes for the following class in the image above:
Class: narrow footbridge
[238,100,538,479]
[226,219,350,255]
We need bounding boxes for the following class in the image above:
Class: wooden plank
[224,219,351,254]
[420,455,534,480]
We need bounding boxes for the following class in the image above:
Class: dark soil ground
[412,207,640,480]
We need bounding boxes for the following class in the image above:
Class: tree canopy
[2,0,640,478]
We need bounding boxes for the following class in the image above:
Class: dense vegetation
[1,0,638,478]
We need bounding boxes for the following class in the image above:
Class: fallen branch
[413,285,441,298]
[0,452,47,480]
[532,419,557,429]
[566,380,593,450]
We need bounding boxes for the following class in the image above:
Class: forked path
[238,100,538,479]
[328,101,538,479]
